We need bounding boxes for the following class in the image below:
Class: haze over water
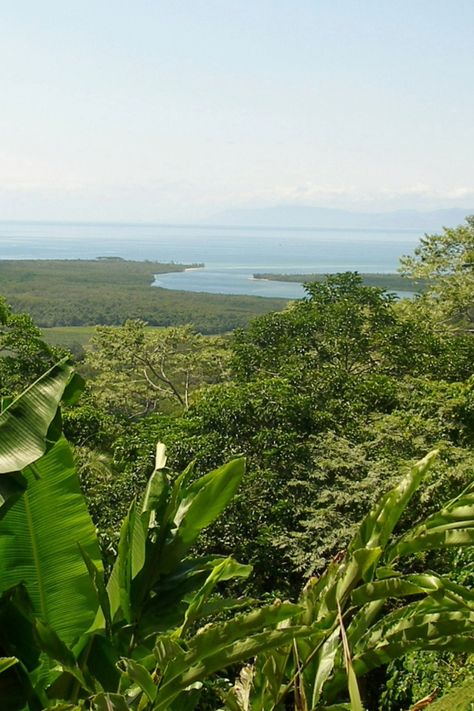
[0,221,421,299]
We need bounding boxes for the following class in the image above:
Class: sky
[0,0,473,222]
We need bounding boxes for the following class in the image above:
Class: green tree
[233,271,474,383]
[0,297,59,398]
[85,320,230,418]
[400,214,474,327]
[232,272,397,381]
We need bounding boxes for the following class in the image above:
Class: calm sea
[0,221,422,299]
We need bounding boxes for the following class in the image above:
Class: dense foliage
[400,214,474,326]
[95,273,474,597]
[1,216,474,708]
[85,321,230,418]
[0,259,287,334]
[2,367,474,711]
[0,296,61,397]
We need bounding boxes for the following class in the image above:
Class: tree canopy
[0,297,60,398]
[85,321,230,418]
[400,214,474,327]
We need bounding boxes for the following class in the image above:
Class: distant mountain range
[206,206,473,231]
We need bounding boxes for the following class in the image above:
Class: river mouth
[154,266,307,298]
[153,267,416,300]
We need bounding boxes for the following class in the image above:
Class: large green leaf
[308,628,340,708]
[117,500,147,623]
[136,555,251,638]
[249,639,293,711]
[0,437,102,646]
[157,457,246,574]
[155,626,309,710]
[0,360,77,474]
[104,444,169,625]
[321,594,474,702]
[339,605,363,711]
[118,657,157,703]
[141,442,169,528]
[154,602,309,710]
[351,573,449,606]
[350,450,438,555]
[324,601,474,703]
[353,595,474,657]
[314,548,382,623]
[79,545,112,633]
[386,485,474,562]
[176,556,252,637]
[130,456,246,620]
[103,497,151,626]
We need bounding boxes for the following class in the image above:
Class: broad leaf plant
[0,363,473,710]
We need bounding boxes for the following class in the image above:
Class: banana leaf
[109,456,246,627]
[0,361,81,517]
[154,602,309,710]
[350,450,438,557]
[175,556,252,637]
[0,360,79,474]
[386,487,474,561]
[0,437,102,647]
[156,457,246,575]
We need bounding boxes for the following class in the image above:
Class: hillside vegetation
[1,216,474,709]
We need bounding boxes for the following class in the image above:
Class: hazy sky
[1,1,473,221]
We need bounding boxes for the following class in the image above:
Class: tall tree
[86,320,230,418]
[400,214,474,327]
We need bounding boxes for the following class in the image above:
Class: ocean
[0,221,422,299]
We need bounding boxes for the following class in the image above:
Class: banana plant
[222,451,474,710]
[0,367,305,710]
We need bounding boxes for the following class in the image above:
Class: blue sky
[1,1,473,221]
